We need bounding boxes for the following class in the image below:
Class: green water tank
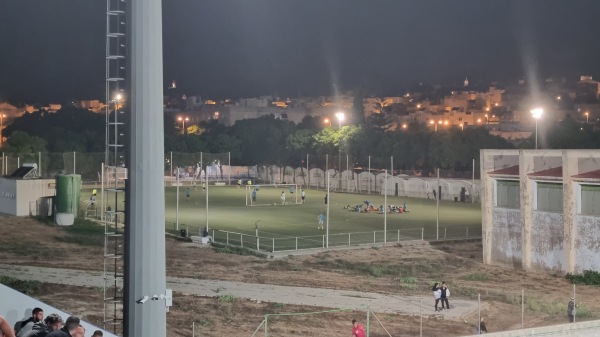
[56,174,82,216]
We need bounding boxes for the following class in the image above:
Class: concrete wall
[574,215,600,273]
[0,284,117,337]
[0,178,17,215]
[490,208,522,268]
[530,211,565,273]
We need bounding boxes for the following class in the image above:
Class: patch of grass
[54,218,105,247]
[399,276,417,284]
[268,260,303,271]
[566,270,600,286]
[194,319,214,327]
[0,276,41,295]
[212,243,266,258]
[451,286,478,297]
[576,304,596,319]
[462,273,488,282]
[218,294,236,303]
[402,284,419,291]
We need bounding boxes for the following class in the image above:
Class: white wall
[461,320,600,337]
[16,179,55,216]
[0,179,17,215]
[0,284,117,337]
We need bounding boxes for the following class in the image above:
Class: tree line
[3,107,599,173]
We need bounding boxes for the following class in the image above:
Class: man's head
[64,316,83,337]
[92,330,103,337]
[352,319,358,327]
[442,282,447,288]
[32,308,44,322]
[72,325,85,337]
[44,314,63,331]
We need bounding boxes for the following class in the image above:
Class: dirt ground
[1,215,598,337]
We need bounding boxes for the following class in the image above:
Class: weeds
[462,273,488,282]
[218,294,236,303]
[566,270,600,286]
[212,243,267,258]
[0,276,41,295]
[268,260,303,272]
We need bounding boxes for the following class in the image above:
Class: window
[536,182,563,213]
[496,180,520,209]
[581,184,600,216]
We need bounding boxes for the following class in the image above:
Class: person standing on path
[441,282,450,310]
[351,319,366,337]
[432,283,442,312]
[479,317,488,334]
[567,297,576,322]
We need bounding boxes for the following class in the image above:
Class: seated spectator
[22,314,63,337]
[46,316,79,337]
[92,331,103,337]
[16,308,44,337]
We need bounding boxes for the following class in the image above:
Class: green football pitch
[85,185,481,247]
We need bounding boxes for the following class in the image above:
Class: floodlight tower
[124,0,168,336]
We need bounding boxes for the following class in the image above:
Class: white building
[481,149,600,274]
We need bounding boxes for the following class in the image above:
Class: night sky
[1,0,599,103]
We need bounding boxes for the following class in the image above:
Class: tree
[3,131,48,155]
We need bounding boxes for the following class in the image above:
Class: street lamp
[531,108,543,149]
[178,116,189,133]
[585,112,589,124]
[0,114,6,145]
[323,117,331,127]
[335,112,345,129]
[484,114,489,124]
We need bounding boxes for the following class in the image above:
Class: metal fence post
[226,232,229,245]
[466,227,469,238]
[444,227,447,239]
[241,234,243,248]
[322,235,325,248]
[373,231,376,243]
[348,233,351,246]
[397,229,400,242]
[272,238,275,252]
[295,237,298,250]
[421,228,424,240]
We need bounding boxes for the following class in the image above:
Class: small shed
[0,164,55,216]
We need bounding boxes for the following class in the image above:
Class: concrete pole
[472,158,475,203]
[368,155,371,194]
[326,172,330,248]
[306,153,309,188]
[436,168,440,240]
[176,167,179,231]
[170,151,173,182]
[384,170,387,244]
[73,151,76,175]
[124,0,167,336]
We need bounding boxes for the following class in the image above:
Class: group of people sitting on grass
[344,200,409,214]
[0,309,103,337]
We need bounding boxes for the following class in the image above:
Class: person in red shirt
[351,319,365,337]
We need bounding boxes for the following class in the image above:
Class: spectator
[91,330,103,337]
[440,282,450,310]
[22,314,63,337]
[568,297,576,323]
[479,317,488,334]
[16,308,44,337]
[46,316,79,337]
[73,326,85,337]
[0,315,16,337]
[432,283,442,312]
[351,319,365,337]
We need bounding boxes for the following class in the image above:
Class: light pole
[178,116,189,133]
[335,112,345,129]
[585,112,589,124]
[335,112,345,176]
[531,108,543,149]
[0,114,6,145]
[323,118,331,127]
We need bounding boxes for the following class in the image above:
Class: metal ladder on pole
[103,0,126,334]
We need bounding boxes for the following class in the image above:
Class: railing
[207,226,482,253]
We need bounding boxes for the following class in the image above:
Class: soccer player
[280,191,286,206]
[318,213,325,229]
[301,189,306,204]
[251,189,257,203]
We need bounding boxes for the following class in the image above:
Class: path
[0,264,477,319]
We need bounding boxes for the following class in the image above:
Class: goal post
[245,183,301,206]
